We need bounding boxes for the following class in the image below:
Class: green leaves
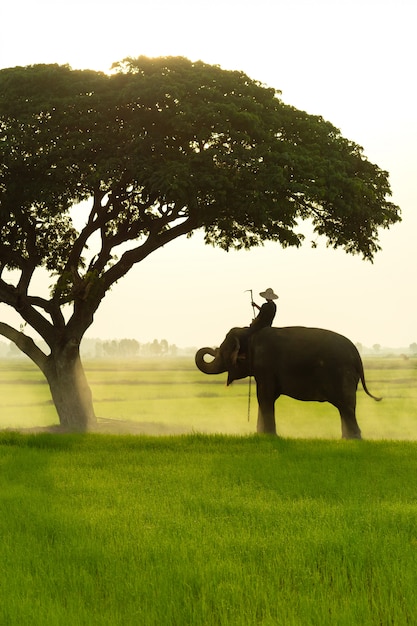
[0,58,400,308]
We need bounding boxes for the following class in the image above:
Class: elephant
[195,326,381,439]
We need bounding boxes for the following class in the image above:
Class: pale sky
[1,0,416,349]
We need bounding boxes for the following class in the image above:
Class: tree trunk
[44,339,96,431]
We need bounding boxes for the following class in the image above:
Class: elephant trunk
[195,347,227,375]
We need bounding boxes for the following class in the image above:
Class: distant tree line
[0,338,180,359]
[355,342,417,356]
[92,338,178,358]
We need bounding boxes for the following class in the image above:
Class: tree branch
[0,322,48,373]
[0,279,56,346]
[101,213,199,291]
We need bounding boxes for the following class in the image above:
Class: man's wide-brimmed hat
[260,288,278,300]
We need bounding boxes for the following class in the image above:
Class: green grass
[1,359,416,623]
[1,434,417,625]
[0,356,416,439]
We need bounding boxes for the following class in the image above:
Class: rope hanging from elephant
[244,289,254,423]
[247,375,252,422]
[246,333,254,423]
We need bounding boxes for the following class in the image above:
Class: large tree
[0,57,400,430]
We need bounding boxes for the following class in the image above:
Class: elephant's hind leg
[333,373,362,439]
[338,403,362,439]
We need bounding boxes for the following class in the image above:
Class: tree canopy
[0,57,400,429]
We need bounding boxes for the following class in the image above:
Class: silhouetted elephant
[195,326,381,438]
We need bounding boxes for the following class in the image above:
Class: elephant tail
[359,366,382,402]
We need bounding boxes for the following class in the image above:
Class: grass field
[0,358,416,624]
[1,434,417,625]
[0,356,416,439]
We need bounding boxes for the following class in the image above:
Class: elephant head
[195,327,250,385]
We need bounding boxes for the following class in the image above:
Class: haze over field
[1,0,416,349]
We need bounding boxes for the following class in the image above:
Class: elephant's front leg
[255,379,277,434]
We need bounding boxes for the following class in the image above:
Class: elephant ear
[224,335,240,369]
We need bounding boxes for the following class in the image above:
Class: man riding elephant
[240,287,279,358]
[249,287,279,332]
